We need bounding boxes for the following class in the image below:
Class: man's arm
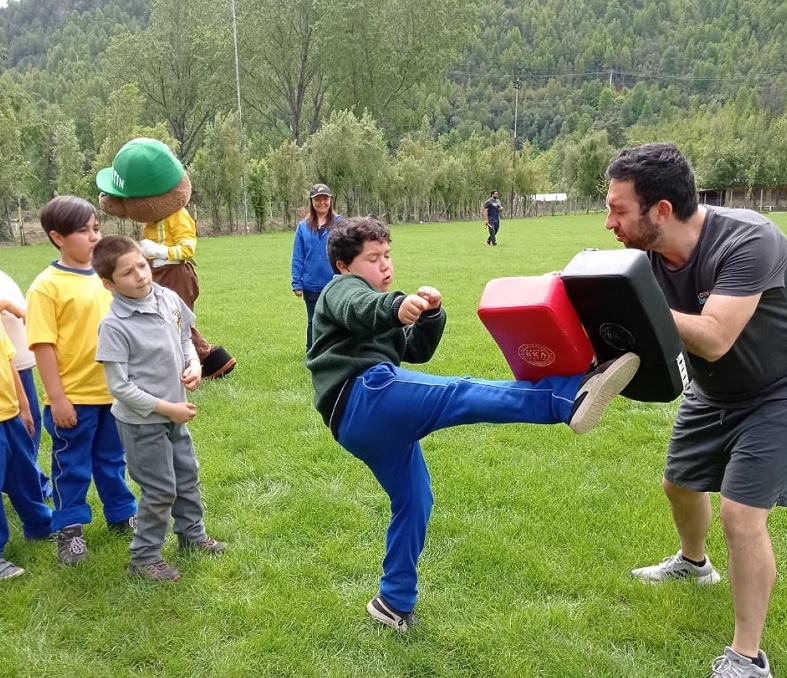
[671,292,760,362]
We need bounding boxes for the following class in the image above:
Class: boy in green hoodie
[306,216,640,632]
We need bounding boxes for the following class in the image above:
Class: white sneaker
[568,352,640,434]
[0,558,25,580]
[631,550,721,584]
[709,647,773,678]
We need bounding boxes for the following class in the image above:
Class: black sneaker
[0,558,25,580]
[108,515,137,535]
[128,560,181,582]
[366,593,419,632]
[568,353,640,435]
[178,536,225,554]
[57,524,88,566]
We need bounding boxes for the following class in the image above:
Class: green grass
[1,212,787,677]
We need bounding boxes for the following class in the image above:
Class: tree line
[1,0,786,238]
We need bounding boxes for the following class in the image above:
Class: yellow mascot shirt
[143,208,197,261]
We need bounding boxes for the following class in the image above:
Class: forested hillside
[1,0,786,235]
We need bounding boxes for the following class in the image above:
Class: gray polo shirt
[96,283,197,424]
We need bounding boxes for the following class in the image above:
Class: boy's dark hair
[491,189,498,195]
[40,195,99,248]
[607,142,699,221]
[92,235,141,281]
[327,217,391,273]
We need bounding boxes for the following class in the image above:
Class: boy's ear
[100,277,116,294]
[48,230,64,248]
[335,260,351,274]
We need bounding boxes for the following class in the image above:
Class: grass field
[1,212,786,678]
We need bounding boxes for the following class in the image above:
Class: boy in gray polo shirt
[93,236,224,581]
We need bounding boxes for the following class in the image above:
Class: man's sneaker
[128,560,182,582]
[366,593,419,633]
[568,352,640,434]
[631,550,721,584]
[57,524,88,566]
[0,558,25,580]
[178,536,225,554]
[709,647,772,678]
[108,515,137,535]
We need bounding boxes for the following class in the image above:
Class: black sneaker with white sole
[568,352,640,435]
[366,593,419,632]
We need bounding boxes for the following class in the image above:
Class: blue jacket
[291,216,340,293]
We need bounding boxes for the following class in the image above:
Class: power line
[446,68,785,85]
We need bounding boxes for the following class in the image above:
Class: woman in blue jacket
[291,183,340,350]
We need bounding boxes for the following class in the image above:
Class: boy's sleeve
[25,285,58,348]
[402,307,447,363]
[95,319,130,365]
[102,361,159,417]
[179,299,198,364]
[327,276,399,333]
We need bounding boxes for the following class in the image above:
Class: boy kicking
[93,236,224,582]
[305,216,640,631]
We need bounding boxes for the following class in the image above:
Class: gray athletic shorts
[664,391,787,509]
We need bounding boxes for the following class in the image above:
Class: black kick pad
[561,248,691,402]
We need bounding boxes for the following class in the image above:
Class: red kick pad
[477,275,595,381]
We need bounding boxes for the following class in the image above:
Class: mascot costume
[96,137,236,379]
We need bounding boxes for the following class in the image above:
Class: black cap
[310,183,333,199]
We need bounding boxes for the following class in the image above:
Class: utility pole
[512,78,521,217]
[513,78,521,147]
[231,0,250,232]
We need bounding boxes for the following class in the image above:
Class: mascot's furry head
[96,137,191,224]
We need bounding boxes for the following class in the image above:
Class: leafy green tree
[267,140,308,227]
[247,157,273,232]
[190,112,244,233]
[394,127,440,222]
[0,103,24,240]
[306,109,388,216]
[563,130,614,201]
[235,0,325,146]
[52,118,90,198]
[92,83,145,173]
[104,0,233,163]
[315,0,478,138]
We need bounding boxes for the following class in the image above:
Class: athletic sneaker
[366,593,419,633]
[128,560,182,582]
[568,352,640,434]
[631,550,721,584]
[57,524,88,566]
[0,558,25,580]
[708,647,772,678]
[177,536,225,554]
[108,515,137,535]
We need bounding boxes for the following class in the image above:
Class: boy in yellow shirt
[0,324,52,579]
[26,195,137,566]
